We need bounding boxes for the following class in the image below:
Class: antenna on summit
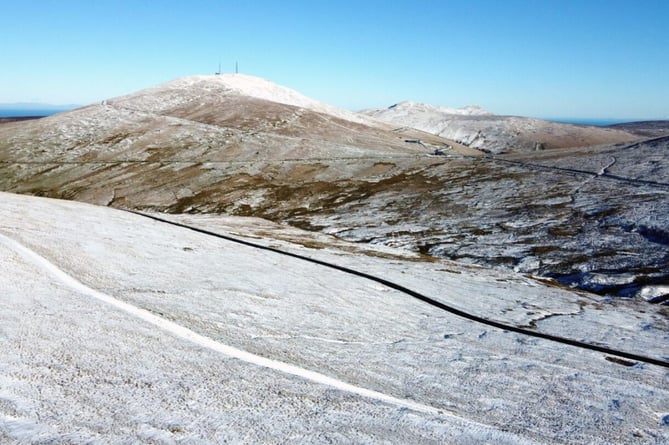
[235,61,238,74]
[215,61,221,75]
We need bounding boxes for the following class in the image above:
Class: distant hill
[362,101,638,154]
[606,120,669,138]
[361,101,493,118]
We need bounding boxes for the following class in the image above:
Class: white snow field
[1,192,668,444]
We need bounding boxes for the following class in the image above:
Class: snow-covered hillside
[361,101,493,133]
[1,192,667,443]
[363,102,638,153]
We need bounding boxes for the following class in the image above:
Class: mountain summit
[111,74,374,125]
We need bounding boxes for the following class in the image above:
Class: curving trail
[476,145,669,189]
[127,210,669,369]
[0,231,446,417]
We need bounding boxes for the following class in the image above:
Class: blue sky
[1,0,667,119]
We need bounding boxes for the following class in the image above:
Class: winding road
[128,210,669,369]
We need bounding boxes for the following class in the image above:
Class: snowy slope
[363,102,638,153]
[1,192,667,444]
[111,74,378,126]
[361,100,493,133]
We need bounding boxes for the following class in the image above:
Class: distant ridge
[381,101,493,116]
[544,118,642,126]
[362,101,639,153]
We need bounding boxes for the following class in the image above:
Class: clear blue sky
[1,0,667,119]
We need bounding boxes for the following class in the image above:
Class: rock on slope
[363,101,639,154]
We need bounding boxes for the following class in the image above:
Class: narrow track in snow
[468,137,669,189]
[0,231,446,417]
[485,156,669,189]
[128,210,669,369]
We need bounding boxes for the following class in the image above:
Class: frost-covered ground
[1,192,668,444]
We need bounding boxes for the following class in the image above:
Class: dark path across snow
[128,210,669,369]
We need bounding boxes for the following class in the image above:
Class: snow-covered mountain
[1,74,668,441]
[112,74,377,126]
[0,75,667,300]
[1,191,667,443]
[363,101,638,154]
[0,74,464,165]
[362,100,493,123]
[0,74,475,211]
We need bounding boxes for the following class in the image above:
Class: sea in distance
[0,108,73,118]
[545,117,641,126]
